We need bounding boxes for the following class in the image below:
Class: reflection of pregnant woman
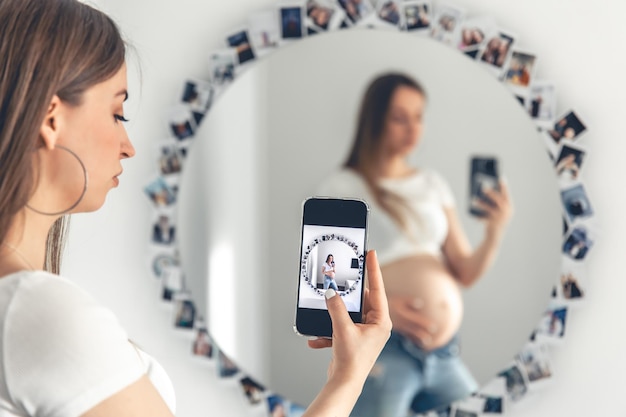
[318,73,512,416]
[321,254,339,291]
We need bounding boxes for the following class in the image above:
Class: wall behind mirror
[178,29,562,406]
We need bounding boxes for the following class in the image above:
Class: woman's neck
[375,156,415,179]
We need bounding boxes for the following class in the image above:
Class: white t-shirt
[0,271,176,417]
[317,168,455,265]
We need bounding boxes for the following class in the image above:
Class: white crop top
[317,168,455,266]
[0,271,176,417]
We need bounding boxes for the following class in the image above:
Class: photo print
[533,304,568,341]
[226,29,256,65]
[555,144,586,181]
[306,0,345,33]
[497,363,528,402]
[180,78,213,124]
[548,110,586,143]
[450,396,486,417]
[144,177,177,207]
[561,183,593,223]
[279,5,304,40]
[240,376,266,405]
[151,251,180,279]
[208,49,237,86]
[479,30,515,76]
[173,294,195,329]
[515,342,553,386]
[401,0,432,33]
[475,376,508,414]
[168,105,197,141]
[374,0,401,28]
[160,265,184,301]
[248,9,281,56]
[217,348,239,378]
[151,213,176,246]
[528,81,556,127]
[563,225,593,261]
[337,0,375,25]
[192,327,214,358]
[157,143,183,176]
[430,3,465,46]
[457,17,494,57]
[503,50,537,88]
[558,270,585,301]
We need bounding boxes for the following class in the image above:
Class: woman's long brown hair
[344,72,426,230]
[0,0,126,273]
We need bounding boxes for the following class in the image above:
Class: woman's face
[39,63,135,213]
[328,255,333,263]
[380,85,425,158]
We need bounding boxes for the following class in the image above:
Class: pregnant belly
[381,254,463,350]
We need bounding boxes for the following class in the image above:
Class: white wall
[64,0,626,416]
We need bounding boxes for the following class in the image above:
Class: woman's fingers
[308,337,332,349]
[324,288,352,338]
[363,250,389,324]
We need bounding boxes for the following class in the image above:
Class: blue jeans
[350,332,478,417]
[324,275,338,291]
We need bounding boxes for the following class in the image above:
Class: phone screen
[295,198,369,338]
[469,157,499,217]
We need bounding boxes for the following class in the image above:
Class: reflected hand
[387,296,440,349]
[308,250,392,385]
[475,179,513,239]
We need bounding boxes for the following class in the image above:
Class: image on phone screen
[469,157,499,217]
[295,198,368,338]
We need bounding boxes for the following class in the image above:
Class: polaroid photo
[168,104,197,142]
[456,16,495,56]
[497,363,529,403]
[150,250,180,279]
[217,348,240,378]
[430,3,466,47]
[239,376,266,406]
[160,264,184,302]
[192,326,214,359]
[172,294,196,330]
[556,257,586,303]
[450,396,486,417]
[226,28,256,66]
[503,49,537,98]
[278,4,305,42]
[266,395,289,417]
[479,29,516,78]
[208,48,237,89]
[144,177,177,208]
[561,183,593,223]
[532,302,568,343]
[547,110,587,143]
[528,80,557,129]
[306,0,346,32]
[370,0,402,30]
[555,144,586,182]
[476,376,508,414]
[157,142,183,177]
[538,128,560,161]
[150,213,176,246]
[515,342,553,388]
[400,0,433,34]
[562,224,594,261]
[180,79,213,125]
[248,9,281,58]
[337,0,375,26]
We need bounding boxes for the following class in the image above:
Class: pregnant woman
[318,72,512,416]
[321,254,339,291]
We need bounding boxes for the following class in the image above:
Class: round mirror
[178,29,561,407]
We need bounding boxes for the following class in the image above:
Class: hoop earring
[26,145,89,216]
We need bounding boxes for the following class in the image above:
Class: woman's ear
[39,95,63,150]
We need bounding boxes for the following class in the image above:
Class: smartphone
[294,197,369,338]
[469,156,500,217]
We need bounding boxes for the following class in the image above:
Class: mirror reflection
[177,29,561,410]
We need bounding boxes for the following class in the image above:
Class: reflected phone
[294,197,369,338]
[469,156,500,217]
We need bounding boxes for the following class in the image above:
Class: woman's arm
[305,250,392,417]
[442,180,513,287]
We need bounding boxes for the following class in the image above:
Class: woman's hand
[304,250,392,417]
[475,179,513,240]
[387,296,440,349]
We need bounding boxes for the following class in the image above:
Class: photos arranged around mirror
[142,0,595,415]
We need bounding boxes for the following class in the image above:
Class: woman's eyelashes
[114,114,129,123]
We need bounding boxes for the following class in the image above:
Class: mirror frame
[144,1,595,414]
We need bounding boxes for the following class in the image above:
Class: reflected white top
[0,271,176,417]
[317,168,455,265]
